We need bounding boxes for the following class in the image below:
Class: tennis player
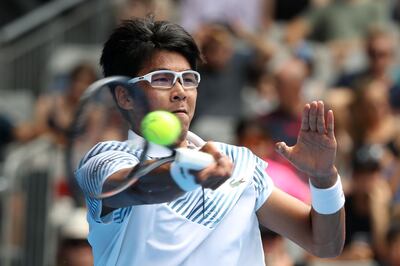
[76,17,345,265]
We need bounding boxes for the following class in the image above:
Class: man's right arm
[80,142,233,216]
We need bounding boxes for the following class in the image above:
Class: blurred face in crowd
[237,124,273,159]
[201,26,233,70]
[367,34,395,74]
[274,58,306,112]
[358,81,390,126]
[69,65,97,102]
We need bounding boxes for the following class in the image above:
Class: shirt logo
[229,178,246,188]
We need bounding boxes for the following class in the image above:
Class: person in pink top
[236,118,310,203]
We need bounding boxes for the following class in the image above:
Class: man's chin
[176,128,189,147]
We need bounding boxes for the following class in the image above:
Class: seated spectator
[180,0,268,34]
[191,23,274,142]
[301,0,388,44]
[257,57,306,149]
[57,208,93,266]
[348,79,400,199]
[236,118,310,203]
[261,227,294,266]
[342,144,392,262]
[25,62,98,147]
[241,66,278,118]
[335,27,400,111]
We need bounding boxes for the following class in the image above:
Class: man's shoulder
[78,140,134,167]
[214,142,256,162]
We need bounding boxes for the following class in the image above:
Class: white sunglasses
[128,70,201,90]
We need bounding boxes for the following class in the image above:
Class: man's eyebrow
[148,68,192,72]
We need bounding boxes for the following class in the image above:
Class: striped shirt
[76,131,274,266]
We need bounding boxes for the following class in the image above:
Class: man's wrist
[309,166,338,189]
[309,173,345,215]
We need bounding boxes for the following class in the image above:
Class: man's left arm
[257,101,345,258]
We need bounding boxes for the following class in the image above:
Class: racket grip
[174,148,214,170]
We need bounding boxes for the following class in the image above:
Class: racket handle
[174,148,214,170]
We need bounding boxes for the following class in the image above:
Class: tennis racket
[66,76,214,200]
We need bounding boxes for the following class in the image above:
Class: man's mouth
[172,109,188,115]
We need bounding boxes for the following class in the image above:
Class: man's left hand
[275,101,338,188]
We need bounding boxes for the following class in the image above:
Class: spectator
[341,144,392,262]
[236,118,310,203]
[57,208,93,266]
[289,0,390,79]
[180,0,270,34]
[261,228,294,266]
[257,57,307,148]
[241,67,278,118]
[302,0,388,44]
[26,62,98,146]
[191,23,274,142]
[113,0,175,24]
[335,27,400,111]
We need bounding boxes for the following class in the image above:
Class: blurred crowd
[1,0,400,265]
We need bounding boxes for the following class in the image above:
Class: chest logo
[229,178,246,188]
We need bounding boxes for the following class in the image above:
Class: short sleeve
[252,156,274,210]
[75,141,139,223]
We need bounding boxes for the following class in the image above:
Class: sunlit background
[1,0,400,265]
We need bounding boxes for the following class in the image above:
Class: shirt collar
[127,130,173,158]
[127,130,206,158]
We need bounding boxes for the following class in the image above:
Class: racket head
[66,76,155,200]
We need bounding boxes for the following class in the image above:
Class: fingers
[309,101,318,131]
[196,155,232,182]
[317,101,325,134]
[303,100,332,134]
[326,109,335,138]
[194,144,233,189]
[275,142,291,161]
[300,104,310,131]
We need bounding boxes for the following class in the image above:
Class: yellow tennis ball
[141,110,182,146]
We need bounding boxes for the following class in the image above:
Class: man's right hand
[193,142,233,190]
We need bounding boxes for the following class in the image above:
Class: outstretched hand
[275,101,338,188]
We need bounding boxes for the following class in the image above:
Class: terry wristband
[309,175,345,215]
[170,162,201,191]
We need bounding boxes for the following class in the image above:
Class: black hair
[99,17,202,127]
[100,17,202,78]
[235,118,271,140]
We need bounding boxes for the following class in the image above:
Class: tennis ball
[141,110,182,146]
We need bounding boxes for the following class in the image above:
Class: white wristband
[170,162,201,191]
[309,175,345,215]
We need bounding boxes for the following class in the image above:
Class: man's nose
[170,78,186,101]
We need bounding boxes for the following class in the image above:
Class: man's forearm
[310,208,346,258]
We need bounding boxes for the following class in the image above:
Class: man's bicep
[76,150,139,221]
[256,188,314,249]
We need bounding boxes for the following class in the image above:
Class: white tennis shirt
[76,131,274,266]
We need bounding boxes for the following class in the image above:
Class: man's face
[136,50,197,143]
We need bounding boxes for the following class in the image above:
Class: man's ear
[115,86,134,110]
